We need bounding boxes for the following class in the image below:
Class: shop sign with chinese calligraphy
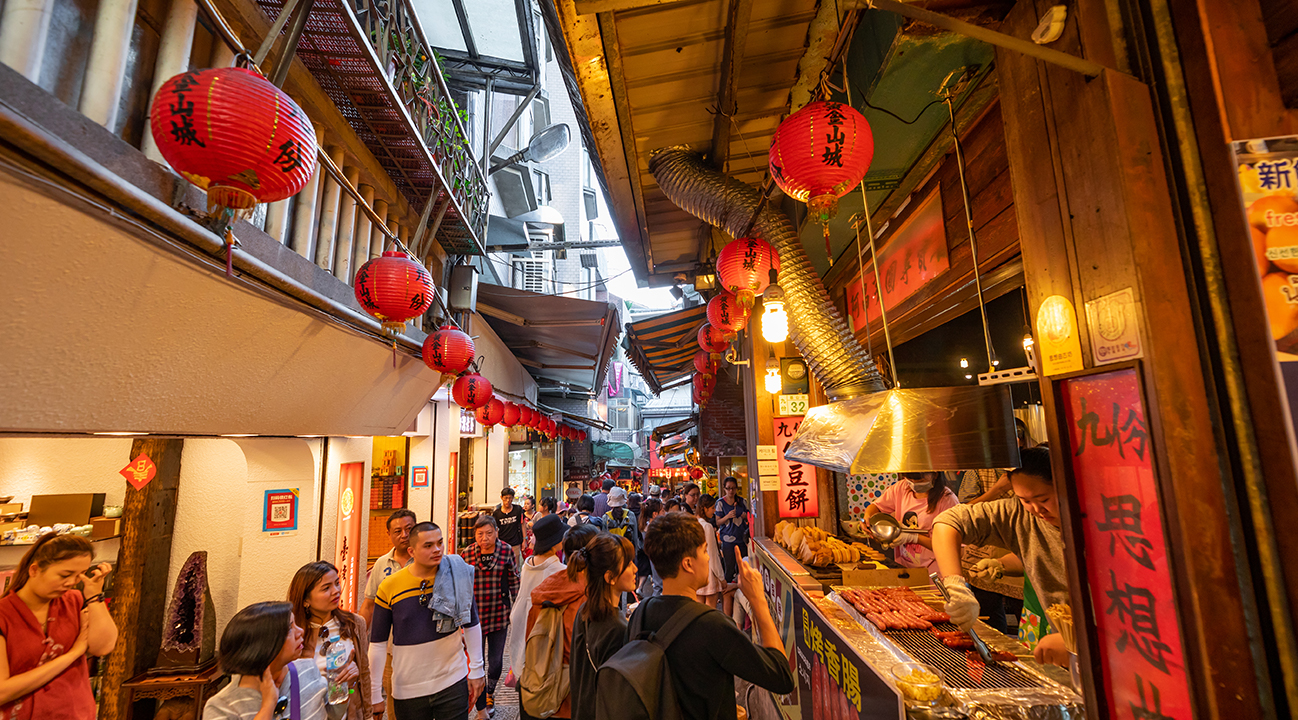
[335,463,363,611]
[1061,367,1192,719]
[774,417,817,518]
[845,188,950,331]
[795,593,901,720]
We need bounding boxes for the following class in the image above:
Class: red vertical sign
[845,188,950,332]
[335,462,364,612]
[773,416,816,518]
[1061,368,1192,719]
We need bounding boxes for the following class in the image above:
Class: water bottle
[325,634,350,710]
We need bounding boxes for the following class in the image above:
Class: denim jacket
[428,553,476,633]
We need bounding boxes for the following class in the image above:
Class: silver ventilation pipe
[649,146,884,399]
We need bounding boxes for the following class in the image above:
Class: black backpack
[594,598,712,720]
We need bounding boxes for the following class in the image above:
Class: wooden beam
[709,0,754,170]
[575,0,688,15]
[101,438,184,720]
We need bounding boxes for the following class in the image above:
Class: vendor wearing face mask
[862,471,959,573]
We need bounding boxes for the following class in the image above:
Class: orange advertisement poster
[335,462,364,612]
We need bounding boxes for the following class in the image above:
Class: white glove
[882,531,919,550]
[942,576,979,630]
[970,557,1005,580]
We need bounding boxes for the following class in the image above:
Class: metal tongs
[930,572,996,664]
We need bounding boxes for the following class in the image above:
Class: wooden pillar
[79,0,141,128]
[332,165,360,282]
[100,438,183,720]
[351,184,375,283]
[313,144,345,270]
[370,199,389,259]
[142,0,197,162]
[0,0,56,81]
[290,126,325,259]
[997,1,1269,717]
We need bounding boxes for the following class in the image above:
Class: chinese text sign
[335,463,364,612]
[795,595,901,720]
[774,417,817,518]
[845,189,950,331]
[1061,368,1192,719]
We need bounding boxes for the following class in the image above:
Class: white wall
[0,438,133,510]
[319,437,375,571]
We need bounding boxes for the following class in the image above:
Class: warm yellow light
[1023,335,1035,349]
[765,367,782,394]
[959,357,969,369]
[761,288,788,343]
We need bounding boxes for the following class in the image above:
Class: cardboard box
[28,493,106,528]
[90,517,121,540]
[842,566,932,588]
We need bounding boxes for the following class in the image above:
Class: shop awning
[624,305,708,394]
[477,284,621,396]
[593,441,640,464]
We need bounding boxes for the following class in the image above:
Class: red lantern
[698,323,729,360]
[149,67,318,211]
[694,371,716,397]
[577,431,587,443]
[694,349,719,378]
[528,410,541,429]
[501,402,521,428]
[422,326,475,374]
[769,100,875,224]
[716,237,779,307]
[517,406,534,427]
[547,418,558,436]
[475,397,505,426]
[354,251,434,332]
[692,382,707,406]
[707,292,749,340]
[452,373,493,409]
[689,466,706,480]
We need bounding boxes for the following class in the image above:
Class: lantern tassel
[392,340,397,369]
[225,227,236,277]
[823,224,833,267]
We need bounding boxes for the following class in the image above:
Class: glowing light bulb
[765,367,782,394]
[959,357,969,369]
[761,286,787,343]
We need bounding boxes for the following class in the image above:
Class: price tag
[778,394,809,416]
[756,445,778,460]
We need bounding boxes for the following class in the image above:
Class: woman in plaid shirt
[460,515,520,719]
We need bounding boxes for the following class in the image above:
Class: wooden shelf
[0,534,120,547]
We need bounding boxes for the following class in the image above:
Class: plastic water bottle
[325,634,349,709]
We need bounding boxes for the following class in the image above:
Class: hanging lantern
[528,410,542,429]
[422,326,475,374]
[452,373,493,409]
[548,418,559,437]
[518,406,534,427]
[707,292,749,340]
[149,67,317,211]
[692,381,707,407]
[501,402,521,428]
[694,349,719,378]
[693,371,716,397]
[769,100,875,225]
[698,323,729,361]
[689,466,706,480]
[716,237,779,307]
[354,251,434,332]
[578,430,587,443]
[475,397,505,426]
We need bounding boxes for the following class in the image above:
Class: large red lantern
[452,373,493,409]
[707,292,749,340]
[501,402,521,428]
[475,397,505,426]
[698,323,729,360]
[716,237,779,307]
[694,349,719,378]
[150,67,317,211]
[768,100,875,225]
[354,251,434,332]
[528,410,541,429]
[422,326,475,374]
[519,406,535,427]
[547,418,558,436]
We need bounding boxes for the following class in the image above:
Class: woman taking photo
[288,562,370,720]
[635,498,663,598]
[569,534,636,720]
[0,533,117,718]
[204,602,328,720]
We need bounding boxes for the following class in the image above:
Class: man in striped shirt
[369,522,485,720]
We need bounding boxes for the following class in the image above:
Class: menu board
[1060,367,1192,719]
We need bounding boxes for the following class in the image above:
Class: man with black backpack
[596,512,793,720]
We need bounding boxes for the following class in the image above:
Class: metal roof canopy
[416,0,540,93]
[623,304,708,394]
[476,283,622,396]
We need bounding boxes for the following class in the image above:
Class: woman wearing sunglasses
[288,562,372,720]
[204,601,329,720]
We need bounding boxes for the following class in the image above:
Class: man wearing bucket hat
[505,514,569,686]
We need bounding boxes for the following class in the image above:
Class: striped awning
[624,305,708,394]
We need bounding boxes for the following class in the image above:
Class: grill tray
[881,624,1044,690]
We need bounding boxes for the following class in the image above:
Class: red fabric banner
[845,189,950,331]
[1061,367,1192,719]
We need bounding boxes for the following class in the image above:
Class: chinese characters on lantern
[822,102,847,168]
[844,189,950,331]
[774,417,816,518]
[167,72,206,148]
[1061,367,1192,719]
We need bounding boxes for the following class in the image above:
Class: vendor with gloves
[863,471,959,573]
[931,447,1071,667]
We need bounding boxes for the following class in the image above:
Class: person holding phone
[204,602,328,720]
[0,532,117,719]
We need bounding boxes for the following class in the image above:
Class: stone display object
[154,551,216,673]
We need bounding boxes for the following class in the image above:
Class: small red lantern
[149,67,317,211]
[769,100,875,225]
[694,371,716,397]
[692,382,707,406]
[422,326,474,374]
[452,373,493,409]
[528,410,541,429]
[501,402,521,427]
[547,418,558,436]
[698,323,729,360]
[354,251,434,332]
[707,292,749,340]
[475,397,505,426]
[518,406,534,427]
[689,466,706,480]
[694,349,719,378]
[577,430,587,443]
[716,237,780,307]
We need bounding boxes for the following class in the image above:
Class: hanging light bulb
[959,357,969,369]
[765,356,782,394]
[761,269,787,343]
